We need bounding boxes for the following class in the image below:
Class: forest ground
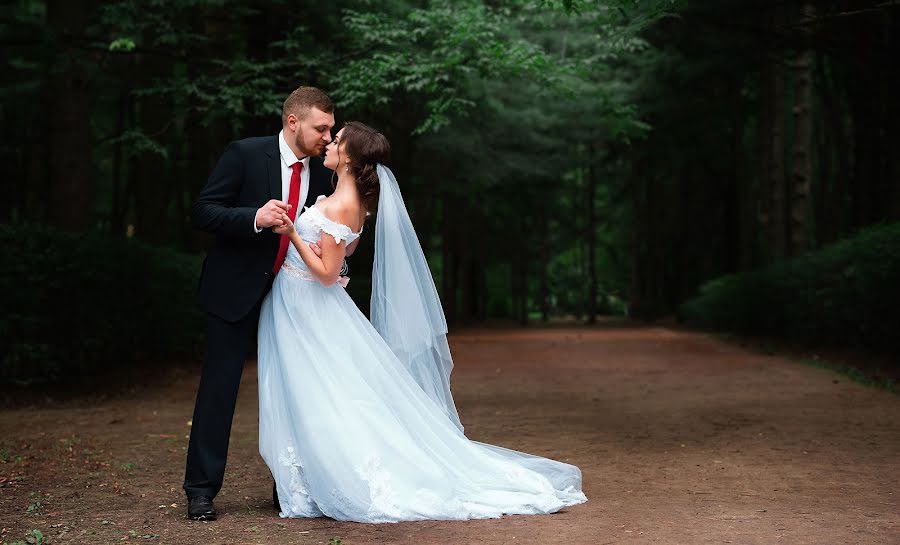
[1,323,898,545]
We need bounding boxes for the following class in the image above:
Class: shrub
[0,224,204,385]
[680,222,900,357]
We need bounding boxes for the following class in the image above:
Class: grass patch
[2,529,46,545]
[800,357,897,394]
[710,331,898,395]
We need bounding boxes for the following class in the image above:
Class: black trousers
[183,287,269,500]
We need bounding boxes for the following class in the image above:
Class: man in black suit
[183,87,340,520]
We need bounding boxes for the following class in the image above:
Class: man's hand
[255,200,291,229]
[308,242,322,257]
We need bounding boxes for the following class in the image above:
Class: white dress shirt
[254,130,310,232]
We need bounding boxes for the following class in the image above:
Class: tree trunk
[475,231,487,321]
[815,54,838,245]
[848,77,875,229]
[441,193,458,326]
[539,236,549,323]
[757,3,790,262]
[735,106,754,270]
[885,5,900,220]
[47,0,95,231]
[846,22,881,229]
[518,257,529,326]
[133,87,173,244]
[586,150,597,324]
[111,89,127,236]
[512,214,529,326]
[725,108,741,272]
[789,2,815,257]
[458,207,475,324]
[757,39,774,263]
[813,86,828,249]
[627,159,647,318]
[770,60,788,262]
[678,163,692,305]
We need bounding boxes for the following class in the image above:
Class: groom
[184,86,336,520]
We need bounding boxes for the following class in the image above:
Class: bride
[257,121,587,522]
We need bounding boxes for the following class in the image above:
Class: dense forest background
[3,0,898,383]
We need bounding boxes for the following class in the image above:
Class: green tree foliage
[3,0,897,383]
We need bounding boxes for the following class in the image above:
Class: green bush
[680,222,900,357]
[0,224,205,385]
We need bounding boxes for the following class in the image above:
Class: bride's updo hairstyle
[340,121,390,211]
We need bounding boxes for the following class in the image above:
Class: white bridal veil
[369,164,464,432]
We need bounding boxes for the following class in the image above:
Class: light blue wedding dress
[257,170,586,523]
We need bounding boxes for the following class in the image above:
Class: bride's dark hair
[338,121,390,212]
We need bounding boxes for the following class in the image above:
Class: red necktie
[273,161,302,273]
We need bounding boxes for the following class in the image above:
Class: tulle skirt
[257,269,587,522]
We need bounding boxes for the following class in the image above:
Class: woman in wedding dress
[257,121,587,522]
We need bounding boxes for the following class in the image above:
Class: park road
[1,325,898,544]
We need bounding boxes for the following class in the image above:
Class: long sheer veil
[370,164,464,432]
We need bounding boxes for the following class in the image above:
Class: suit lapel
[265,135,281,201]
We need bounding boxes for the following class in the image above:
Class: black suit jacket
[192,135,334,322]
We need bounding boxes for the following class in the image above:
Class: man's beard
[295,133,323,158]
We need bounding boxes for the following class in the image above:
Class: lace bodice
[284,195,363,271]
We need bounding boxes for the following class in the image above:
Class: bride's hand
[272,213,294,235]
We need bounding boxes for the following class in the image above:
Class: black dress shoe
[272,482,280,512]
[187,495,217,521]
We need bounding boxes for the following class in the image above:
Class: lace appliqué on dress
[359,455,403,521]
[277,441,323,518]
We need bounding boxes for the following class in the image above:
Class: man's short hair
[282,86,334,124]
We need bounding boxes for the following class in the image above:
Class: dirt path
[1,326,898,545]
